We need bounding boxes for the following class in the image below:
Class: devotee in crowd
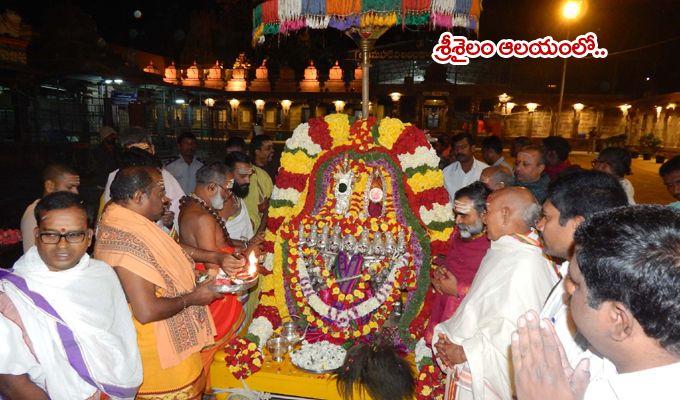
[425,182,491,344]
[225,136,248,154]
[226,136,273,235]
[251,133,277,180]
[514,145,550,203]
[481,135,512,171]
[480,165,515,191]
[434,136,454,169]
[591,147,635,204]
[102,126,184,232]
[21,164,80,252]
[543,136,576,180]
[101,147,176,232]
[93,125,121,190]
[247,134,275,234]
[443,133,489,203]
[1,192,142,400]
[536,170,628,383]
[221,151,262,245]
[659,154,680,209]
[433,187,558,400]
[512,206,680,400]
[510,136,532,159]
[165,132,204,195]
[94,166,245,399]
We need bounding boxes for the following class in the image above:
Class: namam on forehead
[236,165,253,175]
[454,198,474,215]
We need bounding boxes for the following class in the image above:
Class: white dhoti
[434,234,559,400]
[0,248,142,400]
[225,198,254,241]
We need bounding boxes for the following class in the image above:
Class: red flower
[392,125,430,155]
[275,169,308,192]
[224,337,264,380]
[308,118,333,150]
[253,305,282,329]
[416,187,450,209]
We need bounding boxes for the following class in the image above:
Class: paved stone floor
[568,152,674,205]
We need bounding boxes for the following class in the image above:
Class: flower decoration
[0,229,21,246]
[224,337,264,380]
[241,114,452,377]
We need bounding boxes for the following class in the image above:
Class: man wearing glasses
[0,192,142,399]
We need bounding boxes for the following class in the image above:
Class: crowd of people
[1,125,680,400]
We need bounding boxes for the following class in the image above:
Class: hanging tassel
[278,0,303,22]
[302,0,326,16]
[262,0,279,24]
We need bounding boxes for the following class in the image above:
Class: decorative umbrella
[253,0,482,116]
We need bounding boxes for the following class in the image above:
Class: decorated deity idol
[233,114,455,398]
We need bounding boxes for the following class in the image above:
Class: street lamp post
[554,0,584,136]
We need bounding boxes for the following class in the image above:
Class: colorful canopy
[253,0,481,43]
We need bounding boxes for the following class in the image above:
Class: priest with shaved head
[433,187,560,400]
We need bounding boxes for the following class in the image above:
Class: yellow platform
[210,348,350,400]
[210,348,416,399]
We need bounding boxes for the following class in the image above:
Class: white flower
[308,294,330,316]
[397,146,440,170]
[263,253,274,272]
[295,252,407,324]
[248,316,274,349]
[415,337,433,365]
[271,187,302,203]
[419,203,454,225]
[286,123,323,156]
[290,341,346,371]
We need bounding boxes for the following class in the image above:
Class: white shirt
[443,158,489,203]
[620,178,636,205]
[165,157,203,195]
[103,168,184,230]
[20,199,39,253]
[584,362,680,400]
[434,233,559,399]
[540,262,617,381]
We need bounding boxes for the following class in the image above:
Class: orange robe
[95,203,216,399]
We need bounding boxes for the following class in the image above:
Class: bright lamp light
[562,1,583,20]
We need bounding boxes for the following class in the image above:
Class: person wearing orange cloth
[95,166,245,400]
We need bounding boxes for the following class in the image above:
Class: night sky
[6,0,680,94]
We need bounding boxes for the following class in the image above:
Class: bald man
[433,187,559,400]
[514,146,550,203]
[480,165,515,191]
